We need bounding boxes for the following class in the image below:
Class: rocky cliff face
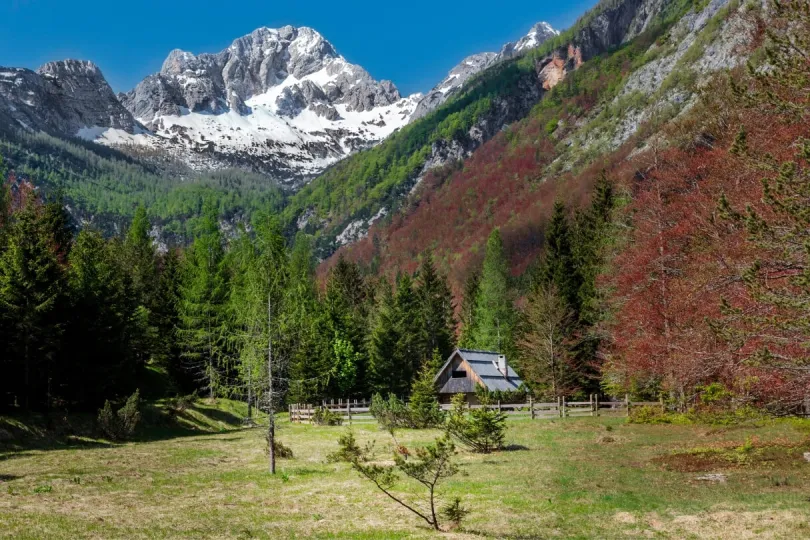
[0,60,139,137]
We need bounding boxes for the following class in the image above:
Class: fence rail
[288,395,665,424]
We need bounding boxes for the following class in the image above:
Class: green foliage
[441,496,470,528]
[444,392,507,453]
[265,435,294,459]
[0,130,285,240]
[177,201,228,398]
[336,432,463,531]
[470,229,513,352]
[311,406,343,426]
[369,393,412,432]
[332,335,359,397]
[327,429,365,463]
[408,359,445,429]
[97,390,141,440]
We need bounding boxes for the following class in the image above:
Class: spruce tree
[177,201,228,397]
[0,197,68,410]
[64,229,137,407]
[154,249,187,392]
[539,201,582,314]
[458,270,480,348]
[124,205,158,311]
[324,256,369,395]
[394,273,421,392]
[472,229,513,352]
[415,253,456,362]
[367,281,400,395]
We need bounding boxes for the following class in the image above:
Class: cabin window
[451,369,466,378]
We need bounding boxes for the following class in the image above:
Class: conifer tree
[539,201,582,314]
[325,256,369,394]
[64,229,138,407]
[367,281,399,395]
[124,206,158,311]
[285,233,330,403]
[472,229,513,352]
[408,350,444,428]
[177,201,228,397]
[154,249,187,391]
[394,273,421,392]
[0,197,68,410]
[573,174,615,325]
[415,253,456,362]
[458,270,480,348]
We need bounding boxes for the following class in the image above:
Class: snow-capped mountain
[94,26,420,186]
[498,22,559,59]
[0,60,139,136]
[0,22,558,188]
[411,21,558,119]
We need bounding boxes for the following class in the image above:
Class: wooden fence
[288,395,665,424]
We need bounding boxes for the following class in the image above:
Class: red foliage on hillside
[605,72,810,407]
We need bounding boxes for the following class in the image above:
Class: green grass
[1,411,809,538]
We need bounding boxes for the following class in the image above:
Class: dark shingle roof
[436,348,524,393]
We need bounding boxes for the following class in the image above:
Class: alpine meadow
[2,0,810,538]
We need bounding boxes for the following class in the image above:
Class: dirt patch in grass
[654,437,810,472]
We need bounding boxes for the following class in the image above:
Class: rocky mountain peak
[411,22,557,119]
[0,59,138,137]
[498,21,560,59]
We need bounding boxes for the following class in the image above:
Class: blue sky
[1,0,597,95]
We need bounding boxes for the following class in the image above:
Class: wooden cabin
[433,349,524,404]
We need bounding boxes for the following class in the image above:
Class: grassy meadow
[1,402,809,539]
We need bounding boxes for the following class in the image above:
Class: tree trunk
[268,295,276,475]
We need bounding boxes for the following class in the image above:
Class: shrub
[166,391,198,416]
[370,393,412,431]
[265,434,294,459]
[97,390,141,440]
[311,406,343,426]
[327,429,367,463]
[628,405,675,425]
[444,391,506,453]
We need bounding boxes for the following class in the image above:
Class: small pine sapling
[444,390,506,453]
[333,432,465,531]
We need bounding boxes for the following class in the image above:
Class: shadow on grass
[502,444,530,451]
[1,401,253,456]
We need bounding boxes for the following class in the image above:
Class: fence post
[562,396,567,418]
[660,395,665,413]
[529,396,535,420]
[595,394,600,417]
[497,400,502,413]
[590,394,594,417]
[558,396,562,418]
[625,394,631,417]
[347,399,352,425]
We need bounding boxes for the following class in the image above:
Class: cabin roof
[435,348,524,393]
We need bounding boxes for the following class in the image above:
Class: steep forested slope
[322,0,754,290]
[283,0,708,254]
